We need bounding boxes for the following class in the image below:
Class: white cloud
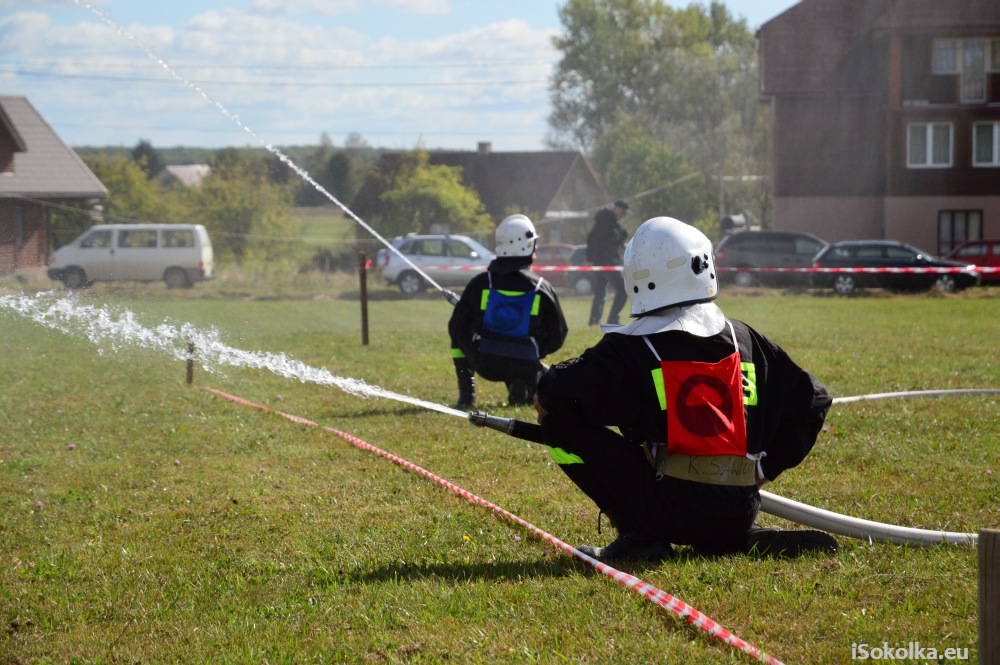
[4,2,557,150]
[248,0,449,16]
[249,0,359,16]
[0,0,103,7]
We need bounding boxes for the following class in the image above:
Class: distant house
[156,164,211,187]
[759,0,1000,254]
[353,142,611,246]
[0,96,107,273]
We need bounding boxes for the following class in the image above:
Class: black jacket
[449,257,568,359]
[536,319,831,481]
[586,208,628,266]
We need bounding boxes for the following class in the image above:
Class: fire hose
[469,387,997,548]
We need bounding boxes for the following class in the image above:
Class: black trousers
[541,413,760,553]
[464,346,544,399]
[589,270,627,325]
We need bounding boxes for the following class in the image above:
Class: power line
[0,58,554,72]
[8,68,548,89]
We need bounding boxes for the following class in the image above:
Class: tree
[353,150,493,238]
[591,117,713,232]
[81,154,176,223]
[184,149,298,263]
[130,139,164,180]
[549,0,770,228]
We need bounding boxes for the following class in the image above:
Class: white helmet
[623,216,718,316]
[495,214,538,258]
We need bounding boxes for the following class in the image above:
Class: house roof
[157,164,211,187]
[354,148,610,222]
[427,150,608,218]
[0,96,108,199]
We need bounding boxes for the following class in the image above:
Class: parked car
[942,239,1000,285]
[47,223,214,289]
[567,244,595,296]
[714,230,829,287]
[811,240,979,295]
[532,243,576,288]
[377,234,494,295]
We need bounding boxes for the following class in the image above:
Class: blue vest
[477,273,542,361]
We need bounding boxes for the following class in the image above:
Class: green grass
[0,280,997,664]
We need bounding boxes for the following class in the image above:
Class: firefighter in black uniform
[449,215,568,409]
[533,216,838,561]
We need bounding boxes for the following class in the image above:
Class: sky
[0,0,799,152]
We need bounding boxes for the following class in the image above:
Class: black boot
[577,533,674,563]
[744,524,839,558]
[453,359,476,411]
[507,379,532,406]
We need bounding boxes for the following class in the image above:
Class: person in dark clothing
[449,215,568,409]
[534,216,838,562]
[586,200,630,326]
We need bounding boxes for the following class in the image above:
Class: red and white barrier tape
[202,387,783,665]
[400,265,996,274]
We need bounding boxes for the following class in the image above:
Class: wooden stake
[359,252,370,347]
[982,529,999,664]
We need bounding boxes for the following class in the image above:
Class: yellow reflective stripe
[653,363,756,409]
[741,362,758,406]
[479,289,539,316]
[651,367,667,411]
[546,445,584,465]
[451,348,465,359]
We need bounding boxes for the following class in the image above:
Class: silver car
[377,234,494,295]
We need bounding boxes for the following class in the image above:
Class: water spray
[0,292,465,417]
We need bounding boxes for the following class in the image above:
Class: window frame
[973,121,1000,167]
[907,122,953,168]
[938,210,983,255]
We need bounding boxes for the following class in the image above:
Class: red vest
[644,321,748,457]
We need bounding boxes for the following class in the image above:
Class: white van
[48,224,214,289]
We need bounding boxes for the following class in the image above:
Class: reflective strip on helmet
[650,364,758,410]
[546,445,584,465]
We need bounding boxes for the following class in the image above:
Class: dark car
[533,243,576,288]
[567,244,595,296]
[714,230,828,287]
[811,240,979,295]
[943,238,1000,285]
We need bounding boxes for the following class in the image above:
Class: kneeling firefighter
[449,215,568,408]
[533,216,839,561]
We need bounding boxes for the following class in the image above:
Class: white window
[974,122,1000,166]
[933,39,958,73]
[932,38,997,102]
[907,122,953,168]
[962,40,986,102]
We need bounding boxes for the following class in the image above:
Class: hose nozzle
[468,410,517,436]
[468,410,545,444]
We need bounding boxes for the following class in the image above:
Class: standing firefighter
[449,215,568,409]
[534,216,838,561]
[586,199,630,326]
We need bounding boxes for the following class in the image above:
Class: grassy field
[0,277,997,664]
